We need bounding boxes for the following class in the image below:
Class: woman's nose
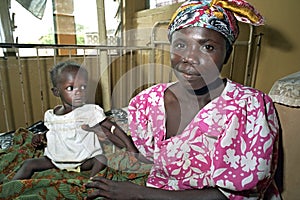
[184,55,199,65]
[182,46,200,65]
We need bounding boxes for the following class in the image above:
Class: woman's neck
[187,78,226,96]
[170,78,226,108]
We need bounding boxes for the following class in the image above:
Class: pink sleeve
[128,91,155,162]
[212,94,279,199]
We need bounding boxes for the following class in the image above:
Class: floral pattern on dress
[128,80,280,199]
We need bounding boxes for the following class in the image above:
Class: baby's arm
[82,119,151,163]
[81,120,125,148]
[100,119,138,152]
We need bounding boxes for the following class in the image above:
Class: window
[10,0,54,56]
[11,0,54,44]
[149,0,185,9]
[74,0,119,45]
[8,0,119,56]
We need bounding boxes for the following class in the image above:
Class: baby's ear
[51,87,60,97]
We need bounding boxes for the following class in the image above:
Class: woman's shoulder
[144,83,171,92]
[129,83,173,107]
[226,79,271,100]
[134,83,171,98]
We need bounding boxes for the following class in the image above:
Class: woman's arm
[85,177,227,200]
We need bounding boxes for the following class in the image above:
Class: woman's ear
[51,87,60,97]
[224,42,233,64]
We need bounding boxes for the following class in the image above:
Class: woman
[85,0,280,199]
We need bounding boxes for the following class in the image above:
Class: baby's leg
[81,155,107,177]
[12,156,55,180]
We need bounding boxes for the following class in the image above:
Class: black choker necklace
[187,79,226,96]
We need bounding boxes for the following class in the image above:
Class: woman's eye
[203,45,214,51]
[66,86,73,91]
[173,42,186,49]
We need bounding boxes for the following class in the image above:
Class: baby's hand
[81,124,107,141]
[31,132,46,148]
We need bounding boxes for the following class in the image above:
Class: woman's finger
[85,189,106,200]
[85,176,108,189]
[91,176,114,186]
[85,177,112,199]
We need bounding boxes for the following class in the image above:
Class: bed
[0,108,152,199]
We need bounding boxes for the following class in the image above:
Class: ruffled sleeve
[128,91,155,162]
[211,90,279,199]
[43,109,53,129]
[128,84,168,162]
[86,104,107,127]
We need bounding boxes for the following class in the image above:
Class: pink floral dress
[128,80,280,199]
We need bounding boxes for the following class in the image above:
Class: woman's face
[170,27,227,90]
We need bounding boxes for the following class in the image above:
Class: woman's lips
[178,70,201,80]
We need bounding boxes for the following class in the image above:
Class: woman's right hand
[85,176,145,200]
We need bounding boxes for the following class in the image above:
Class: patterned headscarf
[168,0,264,44]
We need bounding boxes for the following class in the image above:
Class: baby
[13,61,110,179]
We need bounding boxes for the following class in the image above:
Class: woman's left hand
[85,176,142,200]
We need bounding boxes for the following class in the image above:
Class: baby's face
[56,68,88,108]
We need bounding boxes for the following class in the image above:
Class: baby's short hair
[50,61,87,87]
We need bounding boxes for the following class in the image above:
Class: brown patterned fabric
[0,128,151,199]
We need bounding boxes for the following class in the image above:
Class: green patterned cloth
[0,128,151,199]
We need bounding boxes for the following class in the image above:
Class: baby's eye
[66,86,74,91]
[80,85,87,90]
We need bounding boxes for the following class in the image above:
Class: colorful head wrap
[168,0,264,44]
